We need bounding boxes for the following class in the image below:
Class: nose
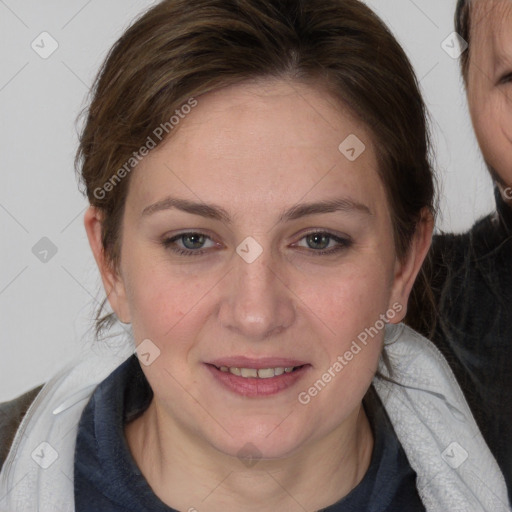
[217,250,296,341]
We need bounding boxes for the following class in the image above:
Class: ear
[388,208,434,323]
[84,206,131,324]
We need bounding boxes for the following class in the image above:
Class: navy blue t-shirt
[74,355,425,511]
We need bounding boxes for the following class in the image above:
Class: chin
[209,422,311,463]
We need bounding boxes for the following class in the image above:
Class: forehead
[128,80,385,219]
[469,0,512,66]
[471,0,512,40]
[151,80,375,168]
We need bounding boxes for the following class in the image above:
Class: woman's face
[88,80,425,461]
[467,0,512,193]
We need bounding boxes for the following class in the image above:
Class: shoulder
[432,190,512,265]
[427,209,508,296]
[0,385,44,472]
[431,213,493,259]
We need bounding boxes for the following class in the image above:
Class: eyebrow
[141,197,231,222]
[141,196,372,222]
[278,198,372,221]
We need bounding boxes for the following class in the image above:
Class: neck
[125,398,374,512]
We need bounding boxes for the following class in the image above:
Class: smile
[216,365,303,378]
[206,363,310,397]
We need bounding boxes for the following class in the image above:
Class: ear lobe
[388,208,434,324]
[83,206,131,324]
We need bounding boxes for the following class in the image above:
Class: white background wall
[0,0,494,401]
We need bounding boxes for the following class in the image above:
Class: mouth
[214,364,306,378]
[204,361,311,397]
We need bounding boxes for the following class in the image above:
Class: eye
[162,232,218,255]
[294,231,352,255]
[498,72,512,85]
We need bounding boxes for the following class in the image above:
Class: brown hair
[455,0,471,80]
[75,0,437,339]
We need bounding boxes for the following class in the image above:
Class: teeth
[217,366,300,378]
[257,368,276,379]
[240,368,258,378]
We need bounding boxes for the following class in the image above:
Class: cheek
[296,275,389,418]
[503,95,512,140]
[123,258,220,343]
[470,95,495,146]
[470,91,512,181]
[296,264,393,348]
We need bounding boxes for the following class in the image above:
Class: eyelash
[162,232,216,256]
[161,231,352,257]
[292,231,352,256]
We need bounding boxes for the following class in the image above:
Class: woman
[0,1,509,511]
[410,0,512,499]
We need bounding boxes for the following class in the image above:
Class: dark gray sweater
[413,187,512,501]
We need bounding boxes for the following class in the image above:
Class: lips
[205,357,311,397]
[217,365,300,378]
[208,356,309,369]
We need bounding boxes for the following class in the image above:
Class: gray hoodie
[0,323,509,512]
